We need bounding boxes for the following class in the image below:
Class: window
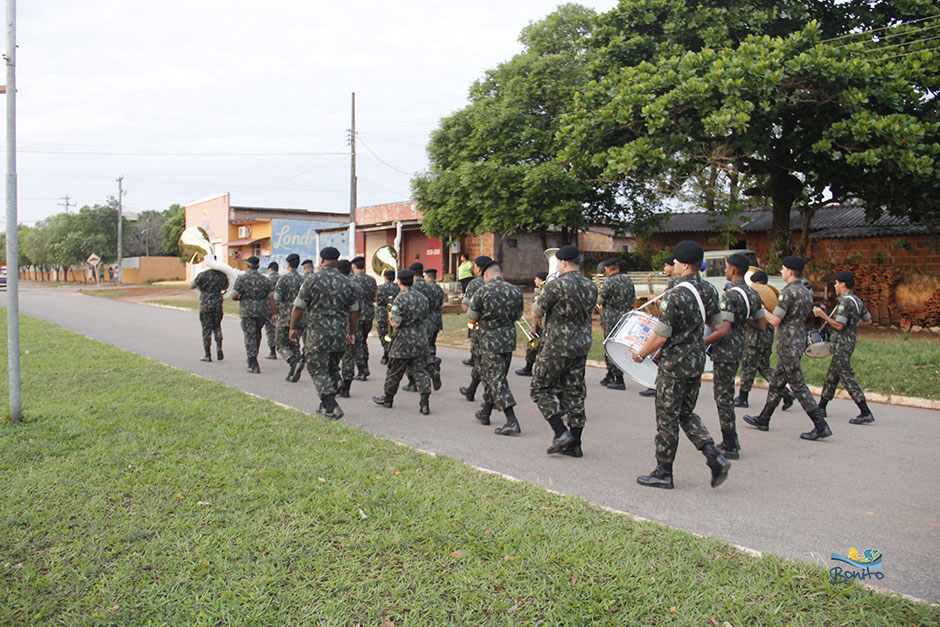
[505,238,517,248]
[250,243,261,258]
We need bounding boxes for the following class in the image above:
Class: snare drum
[805,328,831,358]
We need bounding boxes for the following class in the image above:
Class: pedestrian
[515,271,548,377]
[262,261,280,360]
[530,245,597,458]
[274,254,305,382]
[813,270,874,424]
[743,256,832,440]
[375,269,400,365]
[467,260,525,435]
[350,256,378,380]
[336,259,363,398]
[631,240,730,489]
[458,255,491,402]
[457,253,474,293]
[597,257,635,390]
[191,266,229,362]
[289,247,359,419]
[230,256,276,373]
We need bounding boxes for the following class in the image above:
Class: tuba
[544,247,560,282]
[371,245,399,277]
[384,303,394,343]
[180,226,240,298]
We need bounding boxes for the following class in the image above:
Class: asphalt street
[5,285,939,603]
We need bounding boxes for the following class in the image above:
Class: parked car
[0,264,7,291]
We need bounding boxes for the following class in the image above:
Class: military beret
[482,260,501,273]
[664,256,675,266]
[726,253,750,271]
[424,268,437,276]
[336,259,351,274]
[834,270,855,287]
[409,261,424,273]
[604,257,620,268]
[397,269,414,281]
[782,255,805,272]
[673,241,704,266]
[351,256,366,269]
[320,247,340,260]
[383,269,396,281]
[267,261,279,271]
[750,270,768,284]
[301,258,313,266]
[474,255,492,268]
[286,253,300,265]
[535,271,548,280]
[555,245,580,261]
[245,256,260,267]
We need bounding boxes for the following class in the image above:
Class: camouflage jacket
[292,265,360,353]
[273,270,304,322]
[710,279,765,363]
[351,272,378,322]
[231,269,274,319]
[829,291,871,355]
[267,271,279,290]
[534,270,597,358]
[425,280,445,332]
[468,276,524,354]
[745,318,774,349]
[773,279,814,361]
[375,281,400,316]
[462,275,484,308]
[388,287,429,359]
[193,269,229,313]
[667,274,681,289]
[598,272,635,328]
[654,274,722,378]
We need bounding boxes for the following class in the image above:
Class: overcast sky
[3,0,620,226]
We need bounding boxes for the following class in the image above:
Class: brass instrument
[592,273,606,312]
[516,317,539,350]
[383,303,394,343]
[544,247,560,282]
[371,245,399,277]
[179,226,240,298]
[467,319,479,331]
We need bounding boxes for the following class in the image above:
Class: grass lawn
[0,313,936,624]
[147,298,241,316]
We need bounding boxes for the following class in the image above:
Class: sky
[3,0,621,227]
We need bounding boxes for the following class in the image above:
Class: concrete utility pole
[116,176,123,282]
[5,0,21,423]
[58,194,74,214]
[348,92,357,258]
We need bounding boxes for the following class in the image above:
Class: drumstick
[636,287,674,311]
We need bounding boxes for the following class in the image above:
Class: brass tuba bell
[179,226,240,298]
[371,245,399,277]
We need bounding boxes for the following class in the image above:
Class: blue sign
[270,218,347,258]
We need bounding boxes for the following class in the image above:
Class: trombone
[383,303,394,343]
[516,317,539,350]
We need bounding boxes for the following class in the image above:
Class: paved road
[5,285,939,603]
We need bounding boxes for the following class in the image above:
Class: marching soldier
[405,262,442,391]
[638,258,678,398]
[274,254,305,382]
[597,258,635,390]
[289,247,359,420]
[515,271,548,376]
[531,245,597,458]
[458,255,491,401]
[424,268,445,367]
[743,256,832,440]
[263,261,279,360]
[467,260,525,435]
[301,259,314,274]
[703,254,765,460]
[351,256,378,380]
[336,259,363,398]
[631,241,730,489]
[372,269,432,415]
[230,255,276,373]
[191,266,229,362]
[813,270,874,424]
[375,269,399,365]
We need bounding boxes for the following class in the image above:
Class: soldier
[274,254,305,382]
[515,271,548,377]
[597,258,635,390]
[336,259,363,398]
[631,241,730,489]
[405,262,442,392]
[423,268,445,368]
[350,256,378,380]
[458,255,491,401]
[262,261,279,360]
[372,269,432,415]
[289,247,359,420]
[191,266,229,362]
[703,254,765,460]
[467,260,525,435]
[743,256,832,440]
[375,269,399,365]
[638,259,678,398]
[813,270,874,424]
[230,255,276,373]
[301,259,314,274]
[531,245,597,458]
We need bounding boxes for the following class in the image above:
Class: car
[0,264,7,291]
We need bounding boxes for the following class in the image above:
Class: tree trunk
[768,170,802,254]
[539,229,548,251]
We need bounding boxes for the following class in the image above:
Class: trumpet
[516,317,539,350]
[467,319,479,331]
[593,273,606,312]
[383,303,394,343]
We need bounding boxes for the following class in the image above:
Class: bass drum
[805,327,832,358]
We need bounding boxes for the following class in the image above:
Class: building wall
[120,256,185,284]
[356,201,420,225]
[810,235,938,274]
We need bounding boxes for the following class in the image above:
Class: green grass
[147,298,241,315]
[0,313,936,624]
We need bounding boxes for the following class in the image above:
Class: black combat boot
[285,356,297,381]
[319,394,343,420]
[336,379,351,398]
[361,365,370,378]
[743,408,772,431]
[639,387,656,397]
[475,403,492,425]
[800,409,832,440]
[600,372,613,386]
[216,346,224,361]
[818,397,829,418]
[702,442,731,487]
[733,391,748,408]
[265,349,277,360]
[462,357,474,366]
[403,377,417,393]
[459,381,478,402]
[717,430,740,460]
[560,426,583,457]
[607,374,626,391]
[419,393,430,415]
[546,414,575,453]
[781,389,794,411]
[290,356,305,382]
[372,393,393,408]
[380,354,389,365]
[637,463,674,489]
[431,367,442,391]
[200,340,212,362]
[849,401,874,425]
[494,406,521,436]
[247,357,260,373]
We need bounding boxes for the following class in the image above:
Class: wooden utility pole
[116,176,123,282]
[348,92,357,258]
[58,194,74,214]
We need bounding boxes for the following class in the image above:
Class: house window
[505,238,517,248]
[250,243,261,258]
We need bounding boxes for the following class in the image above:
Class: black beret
[397,269,414,281]
[409,261,424,273]
[246,256,260,267]
[267,261,279,271]
[424,268,437,276]
[474,255,492,268]
[751,270,768,284]
[286,253,300,265]
[664,256,675,266]
[482,260,501,273]
[782,255,805,272]
[301,259,313,266]
[834,271,855,287]
[604,257,620,268]
[555,245,580,261]
[535,271,548,280]
[351,256,366,269]
[336,259,351,274]
[726,253,750,271]
[383,269,396,281]
[320,247,340,260]
[673,241,704,266]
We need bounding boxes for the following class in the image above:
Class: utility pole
[58,194,74,214]
[5,0,21,423]
[348,92,357,259]
[116,176,123,282]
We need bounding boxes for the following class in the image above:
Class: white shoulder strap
[849,294,861,313]
[678,281,706,323]
[730,286,750,313]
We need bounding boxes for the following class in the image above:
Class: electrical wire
[355,134,415,176]
[819,14,940,44]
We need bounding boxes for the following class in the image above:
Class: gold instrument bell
[516,317,539,349]
[371,245,399,276]
[384,303,394,343]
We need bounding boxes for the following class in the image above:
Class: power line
[831,19,940,49]
[355,134,414,176]
[820,13,940,44]
[19,149,347,156]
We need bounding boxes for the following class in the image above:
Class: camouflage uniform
[340,280,364,383]
[462,275,486,386]
[351,271,378,374]
[652,274,723,465]
[522,283,544,371]
[739,321,774,394]
[273,269,304,364]
[710,279,764,435]
[530,271,597,429]
[411,276,442,376]
[425,279,445,358]
[821,291,871,404]
[764,281,818,413]
[375,280,400,359]
[193,269,228,356]
[293,266,359,398]
[263,271,279,356]
[468,276,524,411]
[598,272,635,377]
[384,287,432,396]
[231,268,274,360]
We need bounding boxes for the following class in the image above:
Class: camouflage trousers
[263,317,276,355]
[821,350,866,404]
[655,373,714,465]
[530,353,588,428]
[427,328,439,356]
[275,323,300,364]
[385,356,431,396]
[377,315,391,357]
[739,342,773,394]
[358,317,374,368]
[199,309,223,351]
[478,350,515,411]
[342,318,373,379]
[601,318,623,376]
[241,316,265,359]
[765,358,818,415]
[305,348,342,398]
[712,360,740,434]
[468,330,481,384]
